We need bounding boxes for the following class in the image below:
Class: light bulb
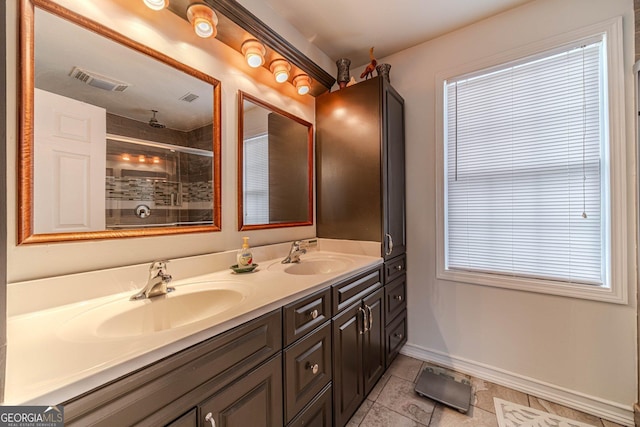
[270,59,291,83]
[293,74,311,95]
[143,0,168,10]
[242,40,266,68]
[187,4,218,39]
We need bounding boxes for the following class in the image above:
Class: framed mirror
[18,0,222,244]
[238,91,313,230]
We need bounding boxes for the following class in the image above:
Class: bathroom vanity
[6,245,406,427]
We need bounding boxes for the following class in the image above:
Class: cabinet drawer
[386,309,407,368]
[200,354,283,427]
[384,255,406,283]
[63,309,282,426]
[287,383,332,427]
[385,275,406,325]
[284,287,331,346]
[284,322,332,423]
[165,409,196,427]
[332,267,382,315]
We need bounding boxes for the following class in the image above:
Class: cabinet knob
[395,264,403,271]
[205,412,216,427]
[394,333,403,339]
[393,295,403,302]
[309,309,319,319]
[307,362,319,374]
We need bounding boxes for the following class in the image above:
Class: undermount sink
[60,284,245,340]
[283,257,353,275]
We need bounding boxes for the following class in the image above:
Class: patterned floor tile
[360,402,427,427]
[346,399,374,427]
[376,375,436,424]
[386,354,424,382]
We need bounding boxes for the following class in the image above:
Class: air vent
[69,66,130,92]
[179,92,200,103]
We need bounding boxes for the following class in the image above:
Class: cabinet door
[363,288,385,395]
[199,354,283,427]
[332,303,365,427]
[382,82,406,260]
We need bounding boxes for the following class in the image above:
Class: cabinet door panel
[284,322,332,423]
[199,354,283,427]
[284,287,331,346]
[385,275,406,325]
[383,83,406,260]
[363,288,385,395]
[386,310,408,368]
[332,303,364,427]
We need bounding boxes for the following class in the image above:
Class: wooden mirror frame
[237,91,313,231]
[18,0,222,244]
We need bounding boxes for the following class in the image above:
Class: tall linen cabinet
[316,75,408,427]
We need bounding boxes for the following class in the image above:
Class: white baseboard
[401,343,635,426]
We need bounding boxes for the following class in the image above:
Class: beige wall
[378,0,637,421]
[5,0,331,282]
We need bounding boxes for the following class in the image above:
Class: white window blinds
[243,134,269,225]
[444,39,606,286]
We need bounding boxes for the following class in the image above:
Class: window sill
[436,268,627,304]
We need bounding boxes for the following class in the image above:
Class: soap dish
[230,263,258,273]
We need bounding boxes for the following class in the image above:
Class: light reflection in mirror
[238,91,313,230]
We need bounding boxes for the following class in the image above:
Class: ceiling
[258,0,534,66]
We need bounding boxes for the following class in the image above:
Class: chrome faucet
[130,260,175,300]
[282,239,318,264]
[282,241,306,264]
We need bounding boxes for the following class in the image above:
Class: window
[436,19,627,303]
[243,134,269,225]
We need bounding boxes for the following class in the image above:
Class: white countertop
[5,248,381,405]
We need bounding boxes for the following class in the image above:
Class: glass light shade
[143,0,168,10]
[187,4,218,38]
[293,74,311,95]
[270,59,291,83]
[138,155,146,163]
[242,40,266,68]
[122,153,130,161]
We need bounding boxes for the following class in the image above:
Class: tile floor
[345,354,628,427]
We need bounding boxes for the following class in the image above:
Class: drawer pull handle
[309,309,319,319]
[393,295,403,302]
[205,412,216,427]
[395,264,403,271]
[307,362,319,374]
[358,307,367,334]
[365,304,373,331]
[394,333,403,339]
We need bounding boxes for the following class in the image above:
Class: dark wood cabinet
[316,76,406,261]
[284,322,332,423]
[287,383,332,427]
[166,409,197,427]
[332,270,385,427]
[199,354,283,427]
[63,310,282,426]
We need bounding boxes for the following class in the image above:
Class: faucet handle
[150,260,169,272]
